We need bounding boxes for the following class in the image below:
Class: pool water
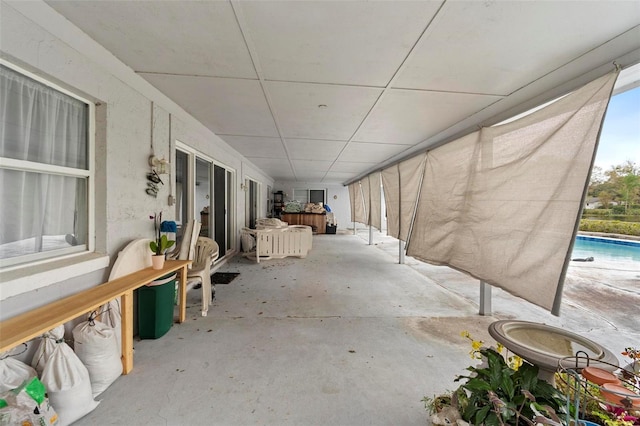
[572,235,640,263]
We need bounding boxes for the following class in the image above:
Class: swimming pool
[572,235,640,263]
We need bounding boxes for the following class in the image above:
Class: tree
[589,160,640,211]
[598,190,613,209]
[619,173,640,212]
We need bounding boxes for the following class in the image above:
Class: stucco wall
[0,1,273,318]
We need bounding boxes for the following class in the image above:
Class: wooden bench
[0,260,191,374]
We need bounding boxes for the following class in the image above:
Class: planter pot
[151,254,165,270]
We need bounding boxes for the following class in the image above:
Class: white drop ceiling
[45,0,640,184]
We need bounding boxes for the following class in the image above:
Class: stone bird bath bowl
[488,320,619,382]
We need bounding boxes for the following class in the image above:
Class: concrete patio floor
[76,230,639,426]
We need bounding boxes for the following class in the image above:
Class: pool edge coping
[578,231,640,242]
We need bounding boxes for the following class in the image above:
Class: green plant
[613,205,627,214]
[454,348,566,425]
[149,212,175,255]
[579,219,640,236]
[150,234,174,255]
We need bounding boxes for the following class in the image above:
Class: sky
[595,85,640,171]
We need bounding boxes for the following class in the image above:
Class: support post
[399,240,405,264]
[353,221,356,235]
[479,280,492,316]
[369,225,373,245]
[178,264,188,323]
[121,291,134,374]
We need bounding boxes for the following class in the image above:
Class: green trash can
[137,272,176,339]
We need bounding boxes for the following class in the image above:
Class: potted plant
[425,331,567,426]
[149,212,175,270]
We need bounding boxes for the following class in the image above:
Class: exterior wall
[0,1,273,319]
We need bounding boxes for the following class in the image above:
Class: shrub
[612,205,626,214]
[582,209,611,216]
[579,219,640,236]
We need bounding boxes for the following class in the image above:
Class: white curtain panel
[369,172,382,230]
[407,71,618,314]
[381,153,426,241]
[0,65,87,258]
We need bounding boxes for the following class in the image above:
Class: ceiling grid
[43,0,640,184]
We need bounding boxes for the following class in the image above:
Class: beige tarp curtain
[381,153,426,241]
[348,174,382,228]
[349,181,367,224]
[369,172,382,230]
[406,71,618,313]
[360,177,370,226]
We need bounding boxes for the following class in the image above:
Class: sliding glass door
[175,143,235,258]
[196,158,211,238]
[245,178,259,229]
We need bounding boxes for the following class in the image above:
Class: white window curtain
[381,153,426,241]
[0,64,88,262]
[406,71,619,314]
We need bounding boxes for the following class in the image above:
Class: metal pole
[369,225,373,245]
[479,281,492,316]
[399,240,405,264]
[353,221,356,235]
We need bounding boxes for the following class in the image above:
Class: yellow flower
[496,343,504,353]
[472,340,483,351]
[469,349,482,359]
[460,331,470,339]
[508,355,523,371]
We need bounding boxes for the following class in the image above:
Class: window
[0,62,93,268]
[293,188,325,204]
[245,178,259,229]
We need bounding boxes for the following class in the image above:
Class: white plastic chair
[167,220,201,267]
[99,238,153,352]
[187,237,219,316]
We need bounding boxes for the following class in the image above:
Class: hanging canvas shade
[407,71,619,314]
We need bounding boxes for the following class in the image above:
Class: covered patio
[74,231,638,425]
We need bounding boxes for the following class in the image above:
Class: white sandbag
[31,325,64,376]
[0,377,59,425]
[72,319,122,397]
[99,299,122,354]
[0,355,37,393]
[40,339,98,426]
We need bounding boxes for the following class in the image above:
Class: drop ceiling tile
[286,139,347,161]
[221,135,285,159]
[266,81,382,140]
[339,142,411,163]
[248,158,294,179]
[330,161,379,174]
[354,89,501,145]
[47,1,256,78]
[140,74,278,137]
[239,1,440,86]
[295,171,328,181]
[323,171,359,181]
[394,1,640,94]
[292,160,333,172]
